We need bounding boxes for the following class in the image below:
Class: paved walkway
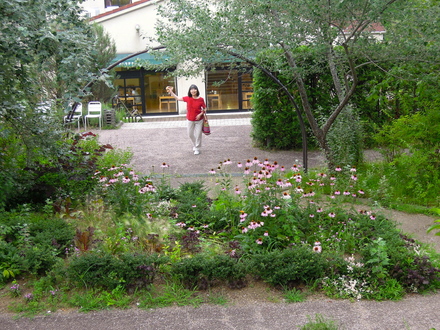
[94,112,327,180]
[1,292,439,329]
[2,114,438,329]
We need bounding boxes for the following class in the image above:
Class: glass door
[114,69,177,115]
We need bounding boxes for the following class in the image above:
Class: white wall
[91,1,161,53]
[88,0,207,115]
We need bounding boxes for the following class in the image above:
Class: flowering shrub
[2,156,439,305]
[92,164,159,217]
[9,281,21,297]
[322,255,372,300]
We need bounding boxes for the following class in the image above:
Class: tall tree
[0,0,107,207]
[155,0,440,168]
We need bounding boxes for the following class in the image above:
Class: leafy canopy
[155,0,440,167]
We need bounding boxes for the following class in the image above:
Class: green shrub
[117,253,167,292]
[66,251,166,291]
[0,241,25,282]
[251,69,304,150]
[28,217,75,256]
[251,247,328,288]
[22,245,60,276]
[66,252,122,289]
[368,106,440,207]
[171,181,211,227]
[171,253,248,290]
[326,106,364,168]
[0,212,74,277]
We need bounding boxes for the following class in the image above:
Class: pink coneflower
[351,175,358,181]
[317,208,323,213]
[334,190,341,195]
[256,238,263,245]
[309,214,315,218]
[122,176,131,183]
[264,231,269,236]
[242,227,248,233]
[358,189,365,194]
[99,176,108,182]
[209,169,216,174]
[343,190,350,196]
[161,162,169,168]
[313,245,322,253]
[237,162,243,168]
[235,187,241,194]
[224,159,232,165]
[246,159,253,167]
[253,157,259,164]
[350,166,357,172]
[146,213,153,219]
[192,204,197,208]
[328,212,336,218]
[280,166,285,172]
[335,167,342,172]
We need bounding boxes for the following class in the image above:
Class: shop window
[114,69,176,115]
[206,68,253,111]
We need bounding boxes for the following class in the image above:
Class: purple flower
[24,293,34,301]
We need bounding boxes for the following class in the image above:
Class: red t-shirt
[183,96,206,121]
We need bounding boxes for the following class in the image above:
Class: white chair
[84,101,102,130]
[63,102,83,130]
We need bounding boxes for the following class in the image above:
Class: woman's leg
[187,120,203,154]
[193,119,203,151]
[187,120,196,147]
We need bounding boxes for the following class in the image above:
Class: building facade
[86,0,253,116]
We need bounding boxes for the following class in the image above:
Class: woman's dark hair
[188,84,200,97]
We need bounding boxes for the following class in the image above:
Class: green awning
[111,52,168,68]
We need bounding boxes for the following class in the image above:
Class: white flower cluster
[322,254,372,300]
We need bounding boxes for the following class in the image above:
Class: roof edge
[89,0,158,21]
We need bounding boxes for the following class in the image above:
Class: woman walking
[166,85,207,155]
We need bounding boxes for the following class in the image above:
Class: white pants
[187,119,203,150]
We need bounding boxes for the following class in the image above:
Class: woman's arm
[166,86,184,101]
